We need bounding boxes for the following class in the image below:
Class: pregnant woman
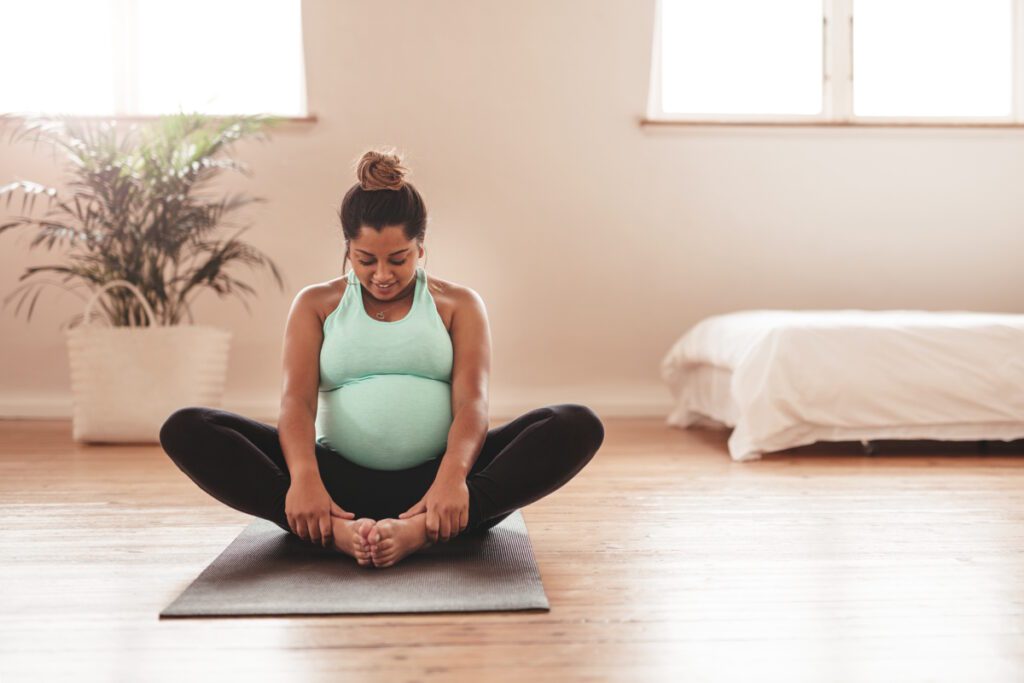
[159,148,605,569]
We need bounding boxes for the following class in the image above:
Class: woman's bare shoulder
[297,277,348,323]
[425,272,482,298]
[424,272,486,324]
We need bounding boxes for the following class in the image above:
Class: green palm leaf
[0,110,285,326]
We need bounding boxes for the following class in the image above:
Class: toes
[372,520,395,542]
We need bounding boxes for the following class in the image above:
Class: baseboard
[0,386,673,421]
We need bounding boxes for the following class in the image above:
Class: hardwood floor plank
[1,418,1022,682]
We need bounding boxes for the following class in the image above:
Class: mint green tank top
[315,265,454,470]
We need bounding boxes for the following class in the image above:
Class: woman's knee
[550,403,605,455]
[159,406,213,457]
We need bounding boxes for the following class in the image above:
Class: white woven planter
[65,280,232,443]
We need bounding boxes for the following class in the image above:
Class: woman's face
[348,225,423,300]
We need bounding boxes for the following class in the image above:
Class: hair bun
[357,147,408,191]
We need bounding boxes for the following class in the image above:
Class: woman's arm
[278,286,327,482]
[436,287,492,480]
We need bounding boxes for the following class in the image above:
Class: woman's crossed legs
[158,404,604,568]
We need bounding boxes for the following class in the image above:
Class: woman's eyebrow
[355,248,409,256]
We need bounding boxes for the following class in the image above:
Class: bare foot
[367,514,435,568]
[330,516,377,567]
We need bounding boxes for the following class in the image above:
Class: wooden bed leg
[860,439,878,456]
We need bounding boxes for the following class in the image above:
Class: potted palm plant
[0,111,286,442]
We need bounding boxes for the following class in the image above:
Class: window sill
[640,117,1024,129]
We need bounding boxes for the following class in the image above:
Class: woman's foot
[330,516,377,567]
[367,514,435,568]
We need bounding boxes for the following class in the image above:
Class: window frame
[645,0,1024,127]
[3,0,311,122]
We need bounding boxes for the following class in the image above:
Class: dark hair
[338,147,427,273]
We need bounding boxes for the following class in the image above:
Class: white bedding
[660,310,1024,461]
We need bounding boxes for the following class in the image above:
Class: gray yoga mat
[160,509,549,617]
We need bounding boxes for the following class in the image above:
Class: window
[853,0,1012,117]
[647,0,1024,125]
[657,0,824,117]
[0,0,307,118]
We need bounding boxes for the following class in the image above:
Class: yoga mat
[160,510,549,617]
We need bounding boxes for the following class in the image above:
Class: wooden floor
[1,418,1023,682]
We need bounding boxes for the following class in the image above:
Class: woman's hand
[285,473,355,548]
[398,472,470,543]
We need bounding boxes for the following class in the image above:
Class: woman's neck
[362,277,415,304]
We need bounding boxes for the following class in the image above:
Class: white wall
[2,0,1023,422]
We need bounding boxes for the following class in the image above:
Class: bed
[660,310,1024,461]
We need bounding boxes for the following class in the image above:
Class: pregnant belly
[315,374,453,471]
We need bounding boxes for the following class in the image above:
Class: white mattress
[660,310,1024,461]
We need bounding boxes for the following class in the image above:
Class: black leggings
[158,403,604,539]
